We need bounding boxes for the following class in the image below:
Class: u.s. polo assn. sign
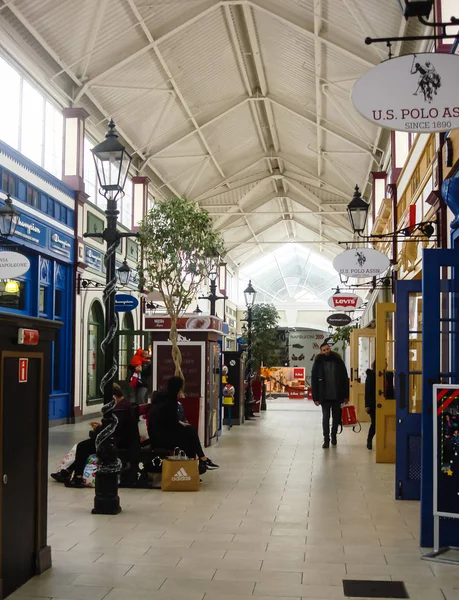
[352,53,459,133]
[333,248,390,279]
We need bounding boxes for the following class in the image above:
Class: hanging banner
[326,313,352,327]
[352,53,459,133]
[0,251,30,279]
[433,384,459,517]
[333,248,390,279]
[328,292,362,311]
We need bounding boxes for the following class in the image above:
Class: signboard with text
[333,248,390,279]
[145,315,223,333]
[328,292,363,311]
[352,53,459,133]
[434,384,459,517]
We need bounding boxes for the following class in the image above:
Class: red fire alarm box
[18,328,39,345]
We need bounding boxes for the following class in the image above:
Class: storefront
[0,140,75,421]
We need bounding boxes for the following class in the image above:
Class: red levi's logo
[332,297,358,308]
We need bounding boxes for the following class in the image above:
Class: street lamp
[117,259,131,286]
[243,280,257,419]
[347,186,369,235]
[83,119,137,515]
[199,261,227,317]
[193,305,203,315]
[0,194,21,238]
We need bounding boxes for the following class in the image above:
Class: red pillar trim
[132,176,150,231]
[62,107,89,192]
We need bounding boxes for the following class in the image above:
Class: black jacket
[311,351,349,404]
[365,368,376,411]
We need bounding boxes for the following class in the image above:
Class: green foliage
[243,303,280,370]
[331,325,354,350]
[139,197,224,377]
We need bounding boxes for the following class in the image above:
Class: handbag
[161,448,200,492]
[56,443,77,472]
[82,454,98,487]
[340,404,362,433]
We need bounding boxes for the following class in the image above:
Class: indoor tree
[243,303,280,371]
[138,196,224,381]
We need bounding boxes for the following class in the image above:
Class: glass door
[350,328,376,423]
[376,302,396,464]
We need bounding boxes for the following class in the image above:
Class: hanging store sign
[352,53,459,133]
[0,251,30,278]
[333,248,390,279]
[328,293,362,311]
[326,313,352,327]
[114,294,139,313]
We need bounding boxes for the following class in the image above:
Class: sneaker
[51,470,70,483]
[204,458,219,470]
[322,440,330,449]
[331,435,337,446]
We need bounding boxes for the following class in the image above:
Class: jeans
[367,409,376,442]
[72,438,96,477]
[321,402,341,440]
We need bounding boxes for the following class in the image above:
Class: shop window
[87,300,104,402]
[26,186,39,208]
[2,171,16,196]
[118,312,135,382]
[53,328,62,391]
[55,289,63,318]
[21,80,44,166]
[0,57,20,149]
[60,205,67,224]
[0,280,26,311]
[39,285,51,315]
[395,132,410,170]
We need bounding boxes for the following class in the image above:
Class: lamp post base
[92,471,122,515]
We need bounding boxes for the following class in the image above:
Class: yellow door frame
[350,328,376,423]
[376,302,396,463]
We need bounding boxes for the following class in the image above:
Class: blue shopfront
[0,143,75,421]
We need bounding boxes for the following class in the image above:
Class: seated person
[51,384,132,487]
[148,376,219,470]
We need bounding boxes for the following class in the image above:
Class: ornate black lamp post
[84,119,138,515]
[199,262,227,317]
[243,280,257,419]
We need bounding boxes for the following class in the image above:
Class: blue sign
[14,214,47,246]
[85,246,103,271]
[236,337,245,344]
[115,294,139,313]
[50,229,73,259]
[222,323,229,335]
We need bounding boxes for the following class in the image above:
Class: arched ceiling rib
[0,0,427,266]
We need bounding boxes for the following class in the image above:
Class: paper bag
[161,457,200,492]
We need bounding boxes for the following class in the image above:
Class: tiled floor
[12,404,459,600]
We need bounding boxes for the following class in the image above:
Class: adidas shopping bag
[161,448,200,492]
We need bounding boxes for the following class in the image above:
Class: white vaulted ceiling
[0,0,427,272]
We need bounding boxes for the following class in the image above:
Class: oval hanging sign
[328,292,362,311]
[0,251,30,279]
[333,248,390,279]
[114,294,139,313]
[327,313,352,327]
[352,53,459,133]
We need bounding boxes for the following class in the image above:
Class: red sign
[156,344,203,398]
[18,328,39,345]
[288,388,305,399]
[145,315,223,333]
[19,358,28,383]
[328,293,362,310]
[293,367,305,379]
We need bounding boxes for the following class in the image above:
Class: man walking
[311,342,349,448]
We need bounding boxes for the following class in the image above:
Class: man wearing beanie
[311,342,349,448]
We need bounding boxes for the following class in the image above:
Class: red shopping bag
[340,404,361,433]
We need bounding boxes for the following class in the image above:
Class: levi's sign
[333,248,390,279]
[328,293,362,311]
[352,53,459,132]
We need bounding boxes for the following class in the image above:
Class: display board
[434,384,459,518]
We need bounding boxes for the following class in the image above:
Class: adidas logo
[171,468,191,482]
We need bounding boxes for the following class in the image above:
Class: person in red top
[128,348,151,404]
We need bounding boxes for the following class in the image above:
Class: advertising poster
[434,385,459,517]
[289,330,328,381]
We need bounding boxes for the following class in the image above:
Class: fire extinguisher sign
[19,358,28,383]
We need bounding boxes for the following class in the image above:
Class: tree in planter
[138,197,224,380]
[331,325,354,356]
[242,303,280,371]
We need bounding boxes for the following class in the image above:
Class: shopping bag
[56,443,77,472]
[82,454,98,487]
[341,404,361,433]
[161,449,200,492]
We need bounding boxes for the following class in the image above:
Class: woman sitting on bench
[148,376,219,471]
